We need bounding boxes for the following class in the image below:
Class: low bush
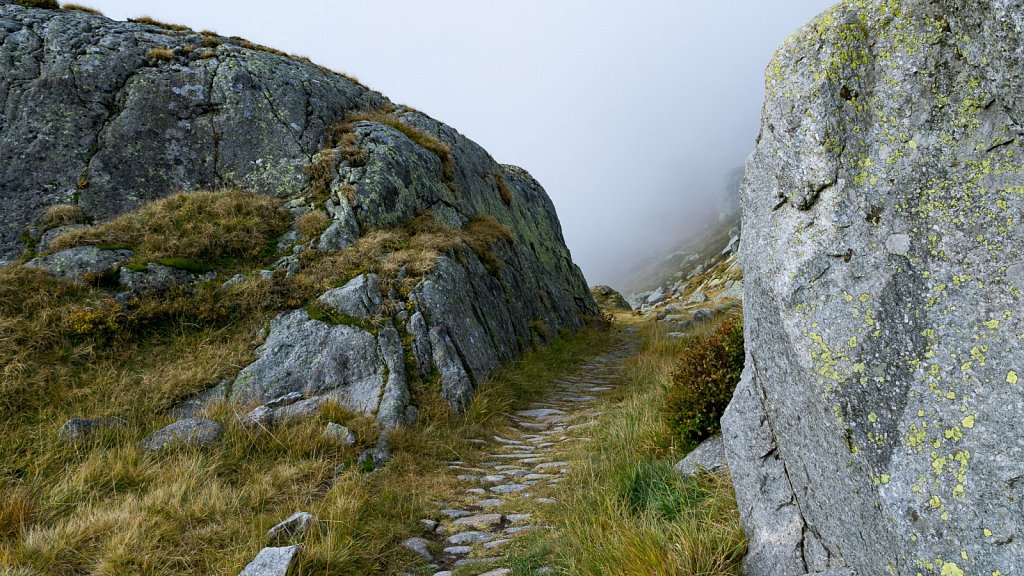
[664,315,744,448]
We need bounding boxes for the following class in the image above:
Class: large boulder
[727,1,1024,575]
[0,3,597,429]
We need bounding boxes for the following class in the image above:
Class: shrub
[61,3,101,14]
[40,204,85,227]
[14,0,58,8]
[48,189,289,267]
[147,48,176,61]
[129,16,190,31]
[664,315,744,448]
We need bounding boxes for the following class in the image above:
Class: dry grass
[494,172,513,206]
[505,316,746,575]
[306,150,338,199]
[146,48,176,62]
[48,190,288,269]
[14,0,58,8]
[60,3,101,14]
[129,16,190,32]
[295,211,332,243]
[40,204,84,227]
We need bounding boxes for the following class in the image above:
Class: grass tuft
[60,3,101,14]
[129,16,190,31]
[40,204,85,227]
[494,171,513,206]
[146,47,176,62]
[14,0,58,8]
[295,210,332,243]
[344,110,456,186]
[48,189,289,269]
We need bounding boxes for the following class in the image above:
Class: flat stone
[479,568,512,575]
[475,499,503,508]
[267,512,317,543]
[674,434,726,478]
[536,498,558,505]
[507,514,532,524]
[503,525,534,534]
[479,475,507,484]
[58,417,127,442]
[454,557,501,567]
[238,545,301,576]
[442,546,472,556]
[453,513,503,531]
[524,473,554,481]
[514,409,565,419]
[534,461,569,471]
[420,519,439,532]
[446,531,494,545]
[402,537,432,561]
[489,484,529,494]
[140,418,223,452]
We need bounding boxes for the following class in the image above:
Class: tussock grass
[295,210,332,243]
[506,317,746,575]
[60,3,102,14]
[129,16,190,32]
[48,190,289,270]
[14,0,58,8]
[494,171,514,206]
[146,47,176,62]
[40,204,85,227]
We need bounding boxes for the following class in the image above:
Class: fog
[81,0,835,290]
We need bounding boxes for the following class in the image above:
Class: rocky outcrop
[590,285,631,310]
[0,4,595,433]
[726,1,1024,575]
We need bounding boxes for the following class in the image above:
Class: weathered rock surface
[237,545,301,576]
[140,417,223,452]
[673,434,726,478]
[25,246,132,284]
[266,512,316,543]
[590,285,631,310]
[726,1,1024,574]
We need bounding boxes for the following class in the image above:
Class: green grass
[505,317,746,576]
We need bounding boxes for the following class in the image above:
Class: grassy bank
[506,315,746,576]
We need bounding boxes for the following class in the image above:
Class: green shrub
[664,316,744,448]
[14,0,59,8]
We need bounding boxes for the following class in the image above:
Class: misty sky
[81,0,835,290]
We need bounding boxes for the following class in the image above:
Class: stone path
[405,332,640,575]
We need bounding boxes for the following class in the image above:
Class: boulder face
[0,3,596,426]
[727,1,1024,575]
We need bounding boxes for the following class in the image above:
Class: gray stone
[445,531,494,545]
[686,291,708,305]
[376,324,411,428]
[478,569,511,576]
[118,263,193,294]
[266,512,317,543]
[140,418,223,452]
[402,537,433,561]
[230,310,384,413]
[674,434,726,478]
[317,274,382,320]
[419,519,439,532]
[590,285,631,310]
[645,288,666,306]
[26,246,132,284]
[237,545,301,576]
[265,392,304,408]
[692,308,714,322]
[726,3,1024,574]
[58,417,127,442]
[489,484,528,494]
[321,423,356,446]
[429,326,474,412]
[452,513,503,531]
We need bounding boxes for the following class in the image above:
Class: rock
[1,3,599,447]
[58,417,127,442]
[645,288,666,306]
[452,513,503,531]
[140,418,223,452]
[402,537,432,561]
[317,274,382,320]
[419,519,439,532]
[118,263,193,294]
[266,512,317,543]
[590,285,631,310]
[692,308,713,322]
[686,291,708,305]
[265,392,304,408]
[726,3,1024,574]
[321,423,356,446]
[230,309,384,411]
[445,531,493,546]
[25,246,132,284]
[237,545,301,576]
[273,397,326,423]
[674,434,726,478]
[719,280,743,301]
[721,234,740,256]
[479,569,512,576]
